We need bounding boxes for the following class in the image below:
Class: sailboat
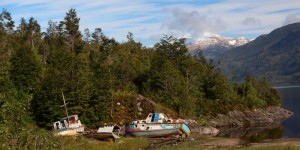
[53,92,85,136]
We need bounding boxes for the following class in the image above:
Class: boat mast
[62,91,70,127]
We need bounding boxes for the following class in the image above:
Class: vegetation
[0,8,281,149]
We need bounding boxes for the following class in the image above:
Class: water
[219,86,300,141]
[277,86,300,138]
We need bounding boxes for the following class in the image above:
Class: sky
[1,0,300,46]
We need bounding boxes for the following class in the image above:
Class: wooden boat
[53,115,85,136]
[53,91,84,136]
[126,113,191,138]
[84,124,120,141]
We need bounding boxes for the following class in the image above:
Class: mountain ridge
[218,22,300,85]
[187,33,250,59]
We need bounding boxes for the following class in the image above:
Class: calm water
[277,86,300,138]
[220,86,300,141]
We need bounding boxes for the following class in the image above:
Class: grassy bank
[59,136,149,150]
[157,137,300,150]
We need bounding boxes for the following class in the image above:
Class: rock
[199,126,219,135]
[206,107,293,128]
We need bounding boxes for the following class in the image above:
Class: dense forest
[0,9,280,148]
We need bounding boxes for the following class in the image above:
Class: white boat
[53,91,84,136]
[53,115,85,136]
[84,123,120,141]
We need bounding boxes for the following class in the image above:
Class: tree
[17,18,28,40]
[0,9,14,33]
[83,28,90,43]
[127,32,134,43]
[0,10,15,91]
[16,17,41,49]
[27,17,41,49]
[237,76,266,109]
[59,8,82,53]
[154,35,188,67]
[10,47,41,93]
[91,28,104,44]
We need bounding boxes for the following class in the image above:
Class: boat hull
[125,123,191,138]
[179,123,191,135]
[126,128,180,138]
[54,126,84,136]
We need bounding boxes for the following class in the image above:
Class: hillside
[187,33,250,59]
[218,22,300,85]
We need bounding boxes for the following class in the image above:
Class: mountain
[187,33,250,59]
[218,22,300,86]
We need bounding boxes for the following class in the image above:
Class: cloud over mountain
[283,14,300,25]
[162,8,227,41]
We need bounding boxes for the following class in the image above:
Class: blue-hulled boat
[126,113,191,138]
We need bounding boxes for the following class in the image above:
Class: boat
[84,124,121,141]
[53,115,85,136]
[53,91,84,136]
[125,113,191,138]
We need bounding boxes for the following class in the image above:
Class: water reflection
[216,87,299,141]
[241,127,283,143]
[218,121,282,139]
[277,87,300,138]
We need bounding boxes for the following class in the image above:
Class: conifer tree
[0,9,14,33]
[59,8,82,53]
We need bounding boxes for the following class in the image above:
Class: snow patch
[229,40,236,45]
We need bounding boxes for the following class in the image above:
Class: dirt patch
[197,137,300,149]
[249,138,300,148]
[199,137,242,149]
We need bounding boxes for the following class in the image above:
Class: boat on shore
[84,124,121,141]
[53,91,84,136]
[126,113,191,138]
[53,114,85,136]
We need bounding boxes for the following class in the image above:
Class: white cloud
[161,8,227,40]
[283,14,300,26]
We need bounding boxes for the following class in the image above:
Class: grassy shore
[57,136,149,150]
[157,137,300,150]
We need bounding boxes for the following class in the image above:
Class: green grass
[239,145,300,150]
[157,140,205,150]
[60,136,149,150]
[157,136,300,150]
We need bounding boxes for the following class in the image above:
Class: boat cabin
[145,113,174,123]
[53,115,82,130]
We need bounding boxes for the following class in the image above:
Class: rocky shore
[185,106,293,137]
[206,106,293,128]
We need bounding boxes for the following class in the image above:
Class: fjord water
[277,86,300,138]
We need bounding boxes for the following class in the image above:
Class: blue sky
[1,0,300,46]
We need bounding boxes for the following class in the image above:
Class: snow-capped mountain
[187,32,250,59]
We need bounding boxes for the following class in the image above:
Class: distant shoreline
[273,85,300,89]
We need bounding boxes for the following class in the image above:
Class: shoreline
[273,85,300,89]
[205,106,293,128]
